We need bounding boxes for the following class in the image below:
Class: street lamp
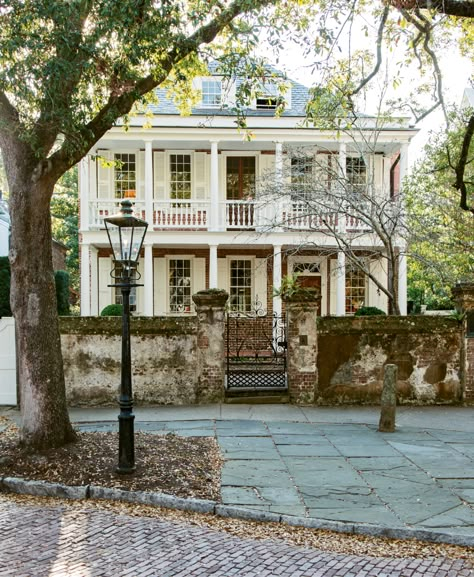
[104,199,148,474]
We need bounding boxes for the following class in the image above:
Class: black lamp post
[104,199,148,474]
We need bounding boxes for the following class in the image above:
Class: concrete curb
[1,475,473,547]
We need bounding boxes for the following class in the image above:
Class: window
[169,259,192,313]
[226,157,256,200]
[256,81,279,110]
[170,154,192,200]
[114,153,136,199]
[202,79,222,107]
[346,157,367,194]
[345,266,366,314]
[114,263,137,312]
[229,260,252,312]
[293,262,320,274]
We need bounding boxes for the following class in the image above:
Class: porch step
[225,390,289,404]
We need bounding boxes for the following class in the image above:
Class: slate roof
[147,63,310,117]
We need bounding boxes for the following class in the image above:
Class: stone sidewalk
[2,405,474,544]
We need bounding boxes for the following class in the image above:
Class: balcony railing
[88,198,372,233]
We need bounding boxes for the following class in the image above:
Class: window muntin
[202,79,222,107]
[114,263,137,312]
[169,259,192,313]
[293,262,321,274]
[114,153,136,199]
[229,259,252,312]
[170,154,192,200]
[345,266,366,315]
[346,157,367,194]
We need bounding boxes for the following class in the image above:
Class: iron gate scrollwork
[226,300,287,390]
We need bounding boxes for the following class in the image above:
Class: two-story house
[78,69,416,318]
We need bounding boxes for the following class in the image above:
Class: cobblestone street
[1,496,473,577]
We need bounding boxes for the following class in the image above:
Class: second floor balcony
[87,197,373,234]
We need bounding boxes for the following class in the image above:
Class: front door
[298,275,322,315]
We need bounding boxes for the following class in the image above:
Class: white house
[79,69,416,318]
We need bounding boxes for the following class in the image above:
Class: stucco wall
[316,316,462,405]
[60,317,198,406]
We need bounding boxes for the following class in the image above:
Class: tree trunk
[9,169,76,449]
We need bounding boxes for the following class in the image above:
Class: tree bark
[9,166,76,449]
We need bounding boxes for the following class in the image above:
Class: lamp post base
[116,411,136,474]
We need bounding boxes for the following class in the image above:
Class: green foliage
[0,256,11,317]
[54,270,70,316]
[100,304,123,317]
[273,273,318,301]
[354,306,386,316]
[51,167,79,294]
[405,116,474,309]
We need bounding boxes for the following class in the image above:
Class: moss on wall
[59,316,198,336]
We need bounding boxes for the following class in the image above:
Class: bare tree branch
[388,0,474,18]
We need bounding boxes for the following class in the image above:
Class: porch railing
[88,198,372,232]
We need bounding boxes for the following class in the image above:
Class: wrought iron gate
[226,306,287,390]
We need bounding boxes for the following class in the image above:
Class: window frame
[228,257,254,314]
[114,152,136,199]
[201,79,222,107]
[168,257,193,314]
[168,152,192,201]
[345,264,367,315]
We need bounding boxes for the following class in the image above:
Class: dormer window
[202,79,222,107]
[256,82,279,110]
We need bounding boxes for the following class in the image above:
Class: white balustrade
[89,199,147,228]
[152,200,210,229]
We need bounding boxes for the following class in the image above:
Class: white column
[209,244,218,288]
[90,246,99,316]
[274,141,283,181]
[399,143,409,193]
[210,140,219,231]
[338,141,347,180]
[79,157,90,231]
[398,250,407,316]
[336,251,346,316]
[80,242,91,316]
[144,140,153,225]
[144,243,153,316]
[273,245,282,317]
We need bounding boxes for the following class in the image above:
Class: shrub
[0,256,11,317]
[54,270,70,315]
[100,304,123,316]
[354,306,386,316]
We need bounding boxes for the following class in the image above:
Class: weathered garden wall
[60,317,199,406]
[315,316,462,405]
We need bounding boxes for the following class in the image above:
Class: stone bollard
[378,364,397,432]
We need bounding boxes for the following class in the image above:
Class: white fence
[0,317,16,405]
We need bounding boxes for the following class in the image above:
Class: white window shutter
[329,258,337,315]
[194,152,208,199]
[258,154,274,179]
[98,257,113,313]
[136,151,145,199]
[154,257,167,314]
[192,258,206,307]
[368,258,388,312]
[97,150,113,199]
[153,152,166,199]
[217,259,228,292]
[254,258,268,311]
[135,259,144,315]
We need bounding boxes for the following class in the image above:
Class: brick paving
[0,497,473,577]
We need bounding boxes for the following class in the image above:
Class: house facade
[79,72,416,318]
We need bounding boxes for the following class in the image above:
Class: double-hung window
[229,259,252,313]
[345,265,366,314]
[114,153,136,199]
[202,79,222,107]
[169,259,192,313]
[170,154,192,202]
[346,157,367,194]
